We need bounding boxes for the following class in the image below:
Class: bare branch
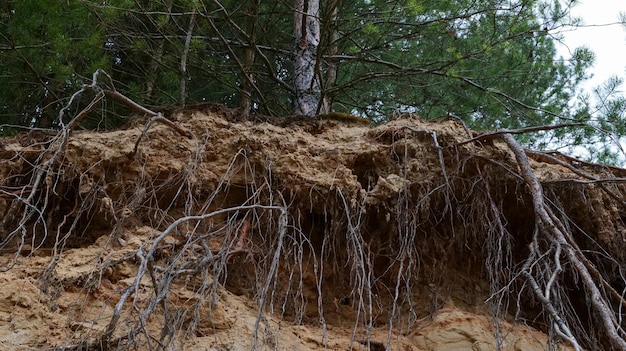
[455,123,585,147]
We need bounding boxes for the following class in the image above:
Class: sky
[555,1,626,165]
[557,1,626,94]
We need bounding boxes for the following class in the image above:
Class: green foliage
[332,0,592,130]
[0,0,623,164]
[0,0,110,132]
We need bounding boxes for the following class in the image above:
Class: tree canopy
[0,0,624,163]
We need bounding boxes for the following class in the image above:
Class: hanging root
[0,69,191,261]
[502,133,626,350]
[3,90,626,350]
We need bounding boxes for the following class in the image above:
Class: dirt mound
[1,105,625,350]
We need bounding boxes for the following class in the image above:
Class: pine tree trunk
[293,0,321,116]
[239,2,259,116]
[179,11,196,106]
[321,0,339,114]
[146,0,173,101]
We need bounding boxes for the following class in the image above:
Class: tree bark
[321,0,339,114]
[293,0,321,116]
[146,0,173,100]
[239,1,259,116]
[180,11,196,105]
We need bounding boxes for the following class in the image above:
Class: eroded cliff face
[1,105,624,350]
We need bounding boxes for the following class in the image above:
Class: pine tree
[3,0,622,164]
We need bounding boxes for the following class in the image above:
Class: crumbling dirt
[1,105,625,350]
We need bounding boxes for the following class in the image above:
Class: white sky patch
[553,1,626,166]
[557,1,626,93]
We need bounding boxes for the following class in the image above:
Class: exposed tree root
[1,83,626,350]
[503,133,626,350]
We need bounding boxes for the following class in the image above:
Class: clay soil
[1,105,625,350]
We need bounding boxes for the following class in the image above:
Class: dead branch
[60,69,191,143]
[526,150,626,205]
[454,123,585,147]
[542,150,626,174]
